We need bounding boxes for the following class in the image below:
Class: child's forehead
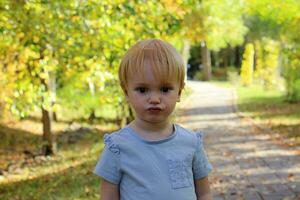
[130,80,177,87]
[128,69,177,84]
[128,60,178,81]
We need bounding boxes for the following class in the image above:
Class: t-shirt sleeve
[94,134,121,185]
[192,132,213,179]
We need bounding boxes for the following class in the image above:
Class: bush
[240,43,254,86]
[226,66,240,84]
[212,67,227,81]
[283,46,300,102]
[193,71,204,81]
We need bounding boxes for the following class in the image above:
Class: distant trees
[180,0,247,80]
[244,0,300,101]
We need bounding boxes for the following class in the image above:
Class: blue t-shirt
[94,124,213,200]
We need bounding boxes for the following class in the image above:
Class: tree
[240,43,254,86]
[254,39,280,89]
[245,0,300,101]
[177,0,247,80]
[0,0,189,155]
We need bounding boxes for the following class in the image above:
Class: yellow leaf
[33,36,39,43]
[40,72,48,79]
[17,32,25,39]
[18,63,26,70]
[59,48,65,53]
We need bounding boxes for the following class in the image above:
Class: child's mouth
[147,107,163,112]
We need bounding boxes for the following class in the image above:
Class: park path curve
[177,81,300,200]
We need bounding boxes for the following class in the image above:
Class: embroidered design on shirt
[104,134,120,155]
[167,154,193,189]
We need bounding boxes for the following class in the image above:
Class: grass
[0,107,120,200]
[0,123,109,200]
[236,84,300,144]
[1,160,101,200]
[214,81,300,145]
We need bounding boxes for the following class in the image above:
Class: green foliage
[245,0,299,40]
[203,0,248,50]
[193,71,204,81]
[240,43,254,86]
[0,0,184,120]
[211,67,227,81]
[57,73,121,121]
[283,45,300,102]
[245,0,300,101]
[183,0,247,50]
[254,38,280,89]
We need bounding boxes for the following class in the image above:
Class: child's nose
[148,92,161,104]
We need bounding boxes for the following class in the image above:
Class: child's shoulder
[175,123,204,136]
[103,126,129,143]
[175,124,205,142]
[102,127,130,156]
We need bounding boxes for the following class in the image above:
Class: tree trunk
[52,112,57,122]
[42,107,56,155]
[201,41,212,81]
[49,71,57,122]
[235,46,242,67]
[229,47,235,67]
[222,49,228,68]
[212,51,220,68]
[181,39,190,81]
[41,70,56,155]
[88,109,96,124]
[87,77,97,124]
[38,45,56,155]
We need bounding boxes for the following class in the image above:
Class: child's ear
[124,89,129,101]
[177,89,182,102]
[177,83,185,102]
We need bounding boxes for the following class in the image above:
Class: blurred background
[0,0,299,199]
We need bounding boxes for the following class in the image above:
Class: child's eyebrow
[133,83,148,86]
[161,82,175,86]
[133,82,175,87]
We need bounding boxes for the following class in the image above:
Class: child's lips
[147,107,162,111]
[147,107,163,113]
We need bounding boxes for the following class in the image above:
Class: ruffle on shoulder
[195,131,204,147]
[104,134,120,155]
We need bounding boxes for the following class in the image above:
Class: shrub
[240,43,254,86]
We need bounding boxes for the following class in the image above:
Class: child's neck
[129,119,174,141]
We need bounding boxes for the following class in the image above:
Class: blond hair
[118,39,185,92]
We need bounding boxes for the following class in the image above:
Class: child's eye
[135,87,147,94]
[161,87,172,93]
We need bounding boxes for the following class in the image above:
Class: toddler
[94,39,213,200]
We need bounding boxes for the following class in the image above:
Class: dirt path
[177,81,300,200]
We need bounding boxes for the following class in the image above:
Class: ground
[177,81,300,200]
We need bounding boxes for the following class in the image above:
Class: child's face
[125,61,182,124]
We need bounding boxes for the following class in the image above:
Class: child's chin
[144,117,168,124]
